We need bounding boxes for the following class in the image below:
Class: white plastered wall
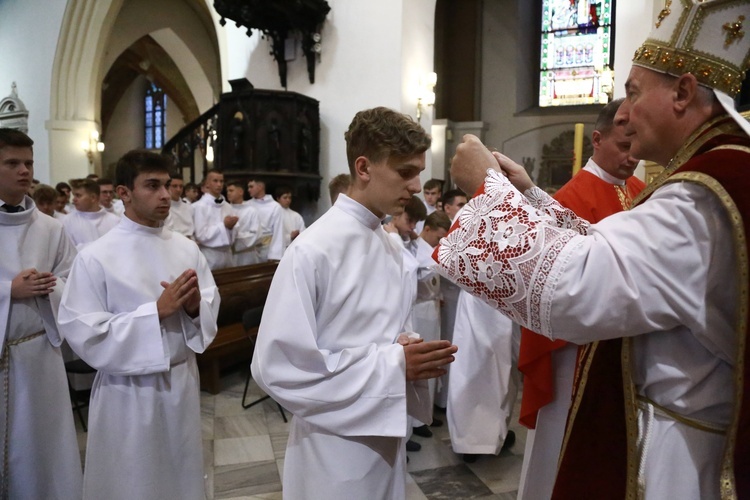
[218,0,436,214]
[0,0,68,182]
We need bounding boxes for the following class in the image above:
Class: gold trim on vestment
[663,171,748,500]
[636,395,727,434]
[556,341,599,476]
[633,116,741,206]
[622,337,640,499]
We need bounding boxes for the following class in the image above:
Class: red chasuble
[518,170,646,429]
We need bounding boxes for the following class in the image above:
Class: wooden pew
[198,261,278,394]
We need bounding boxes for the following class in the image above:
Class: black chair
[241,306,288,422]
[64,358,96,432]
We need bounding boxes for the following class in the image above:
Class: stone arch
[48,0,225,180]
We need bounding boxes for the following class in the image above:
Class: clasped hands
[157,269,201,320]
[11,268,57,299]
[397,334,458,381]
[450,134,535,195]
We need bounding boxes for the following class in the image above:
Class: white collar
[583,158,626,186]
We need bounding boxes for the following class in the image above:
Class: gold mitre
[633,0,750,97]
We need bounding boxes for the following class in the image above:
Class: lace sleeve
[434,169,580,333]
[525,187,590,235]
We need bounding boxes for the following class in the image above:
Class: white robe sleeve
[59,256,171,375]
[544,182,731,352]
[435,170,733,358]
[177,253,220,354]
[193,204,232,247]
[33,228,77,347]
[232,207,261,253]
[266,205,286,260]
[251,247,410,437]
[0,281,10,352]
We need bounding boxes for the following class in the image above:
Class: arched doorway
[48,0,223,181]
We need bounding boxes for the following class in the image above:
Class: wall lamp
[416,72,437,123]
[81,130,105,164]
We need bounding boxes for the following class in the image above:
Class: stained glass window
[145,83,166,149]
[539,0,615,107]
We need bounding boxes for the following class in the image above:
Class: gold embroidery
[656,0,672,28]
[622,337,639,500]
[723,15,746,48]
[615,185,633,211]
[664,171,748,500]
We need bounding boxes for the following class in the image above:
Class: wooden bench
[198,261,278,394]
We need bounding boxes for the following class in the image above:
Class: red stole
[519,171,646,429]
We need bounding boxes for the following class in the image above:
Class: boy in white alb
[62,178,120,250]
[226,180,261,266]
[251,107,458,499]
[164,175,195,238]
[274,185,305,253]
[59,150,219,500]
[97,178,124,217]
[247,178,285,261]
[0,128,82,499]
[192,169,238,269]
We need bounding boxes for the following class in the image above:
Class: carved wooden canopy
[213,0,331,88]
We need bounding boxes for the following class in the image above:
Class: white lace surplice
[435,170,589,335]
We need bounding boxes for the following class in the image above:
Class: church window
[539,0,615,107]
[145,83,166,149]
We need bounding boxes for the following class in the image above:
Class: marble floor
[75,367,526,499]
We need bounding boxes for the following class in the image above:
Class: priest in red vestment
[518,98,646,500]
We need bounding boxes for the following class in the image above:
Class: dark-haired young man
[193,169,237,269]
[164,175,195,239]
[247,178,285,261]
[226,179,261,266]
[441,189,467,223]
[415,178,442,234]
[0,128,82,498]
[275,185,305,253]
[252,107,457,499]
[97,177,124,217]
[59,150,219,500]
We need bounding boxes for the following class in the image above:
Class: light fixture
[416,72,437,123]
[205,128,217,163]
[81,130,105,164]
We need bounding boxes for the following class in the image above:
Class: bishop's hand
[450,134,498,195]
[492,151,536,193]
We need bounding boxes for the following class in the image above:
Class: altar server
[59,150,219,500]
[252,107,457,499]
[0,128,82,499]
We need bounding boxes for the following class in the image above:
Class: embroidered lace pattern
[435,170,588,332]
[525,186,591,233]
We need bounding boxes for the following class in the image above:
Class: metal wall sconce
[416,72,437,123]
[81,130,105,164]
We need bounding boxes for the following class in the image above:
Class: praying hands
[157,268,201,320]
